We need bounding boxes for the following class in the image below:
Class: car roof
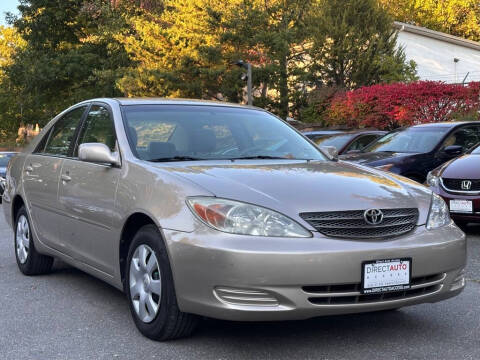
[0,152,18,155]
[303,130,385,136]
[112,97,257,109]
[410,121,480,129]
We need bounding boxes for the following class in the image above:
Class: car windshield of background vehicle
[311,134,355,149]
[0,154,14,167]
[122,105,327,162]
[364,128,450,153]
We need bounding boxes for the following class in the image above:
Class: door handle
[25,165,34,173]
[61,174,72,182]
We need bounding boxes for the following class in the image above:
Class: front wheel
[14,206,53,275]
[125,224,199,340]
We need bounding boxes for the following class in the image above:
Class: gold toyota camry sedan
[2,98,466,340]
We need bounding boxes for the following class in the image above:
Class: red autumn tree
[326,81,480,130]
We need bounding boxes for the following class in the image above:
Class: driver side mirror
[442,145,463,157]
[78,143,120,166]
[320,146,338,161]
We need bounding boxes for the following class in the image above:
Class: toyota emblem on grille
[461,180,472,190]
[364,209,384,225]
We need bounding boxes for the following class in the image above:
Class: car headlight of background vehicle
[187,197,312,237]
[426,171,440,187]
[426,193,451,230]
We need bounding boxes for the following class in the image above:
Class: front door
[57,104,120,275]
[23,106,87,254]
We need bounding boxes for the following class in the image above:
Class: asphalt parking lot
[0,213,479,360]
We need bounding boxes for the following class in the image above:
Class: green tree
[0,26,26,139]
[379,0,480,41]
[4,0,131,127]
[307,0,417,90]
[116,0,243,101]
[210,0,317,118]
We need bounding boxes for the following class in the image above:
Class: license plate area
[362,258,411,294]
[450,199,473,213]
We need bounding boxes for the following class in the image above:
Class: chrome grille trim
[440,178,480,194]
[303,273,445,305]
[300,208,418,239]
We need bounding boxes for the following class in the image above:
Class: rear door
[57,103,120,275]
[23,105,88,254]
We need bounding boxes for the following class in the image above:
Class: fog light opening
[214,286,280,307]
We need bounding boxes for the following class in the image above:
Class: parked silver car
[2,99,466,340]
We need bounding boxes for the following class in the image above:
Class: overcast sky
[0,0,19,26]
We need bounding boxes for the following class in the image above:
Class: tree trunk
[279,54,289,119]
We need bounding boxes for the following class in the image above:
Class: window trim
[71,101,122,168]
[33,104,89,157]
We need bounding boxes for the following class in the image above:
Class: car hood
[340,151,419,165]
[152,160,431,225]
[441,155,480,179]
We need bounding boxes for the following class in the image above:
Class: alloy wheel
[129,244,162,323]
[16,215,30,264]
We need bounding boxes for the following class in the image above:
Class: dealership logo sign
[461,180,472,190]
[364,209,384,225]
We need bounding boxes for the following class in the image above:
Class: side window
[346,134,380,152]
[75,105,117,155]
[42,106,87,156]
[441,126,480,151]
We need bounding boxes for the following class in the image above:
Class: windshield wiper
[230,155,292,160]
[149,156,207,162]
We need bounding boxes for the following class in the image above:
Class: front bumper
[164,223,466,321]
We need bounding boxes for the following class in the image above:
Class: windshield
[122,105,326,162]
[310,134,355,149]
[0,153,15,167]
[363,128,450,153]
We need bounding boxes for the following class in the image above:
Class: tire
[14,206,54,275]
[125,224,199,340]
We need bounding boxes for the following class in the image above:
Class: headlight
[375,163,394,172]
[426,171,440,187]
[426,193,451,230]
[187,197,312,237]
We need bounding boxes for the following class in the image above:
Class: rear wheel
[14,206,53,275]
[125,224,199,340]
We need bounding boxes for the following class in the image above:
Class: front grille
[300,208,418,239]
[304,273,445,305]
[442,178,480,192]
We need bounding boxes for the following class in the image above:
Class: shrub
[325,81,480,130]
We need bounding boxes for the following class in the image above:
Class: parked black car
[0,152,18,203]
[303,130,386,155]
[340,122,480,183]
